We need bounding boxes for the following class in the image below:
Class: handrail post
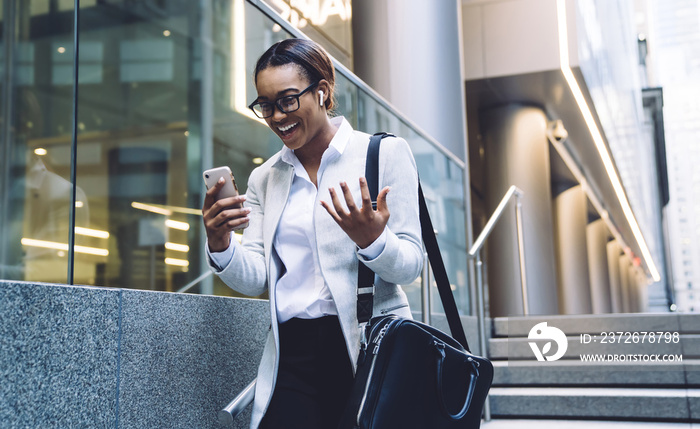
[467,185,526,423]
[515,194,529,316]
[474,252,490,421]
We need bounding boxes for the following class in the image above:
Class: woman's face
[254,64,327,153]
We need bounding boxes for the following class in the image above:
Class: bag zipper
[356,319,396,426]
[379,303,409,315]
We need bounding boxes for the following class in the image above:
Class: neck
[295,116,337,172]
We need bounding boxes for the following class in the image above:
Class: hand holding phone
[202,166,249,251]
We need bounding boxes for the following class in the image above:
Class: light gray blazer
[212,127,422,429]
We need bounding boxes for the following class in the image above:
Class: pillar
[619,256,632,313]
[553,185,592,314]
[636,270,649,312]
[587,219,612,313]
[352,0,466,160]
[481,105,559,316]
[607,240,623,313]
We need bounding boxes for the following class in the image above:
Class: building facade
[643,0,700,311]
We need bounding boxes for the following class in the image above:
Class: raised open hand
[320,177,390,249]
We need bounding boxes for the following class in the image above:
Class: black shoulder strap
[358,132,470,351]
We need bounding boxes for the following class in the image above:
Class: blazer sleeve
[211,168,268,297]
[356,135,423,285]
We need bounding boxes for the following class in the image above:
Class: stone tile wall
[0,281,269,429]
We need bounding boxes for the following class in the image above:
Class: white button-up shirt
[209,116,386,323]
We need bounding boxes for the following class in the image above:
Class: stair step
[492,360,698,387]
[487,335,697,360]
[488,387,700,421]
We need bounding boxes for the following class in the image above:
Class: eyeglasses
[248,81,318,119]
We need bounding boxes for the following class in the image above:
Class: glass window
[0,0,75,283]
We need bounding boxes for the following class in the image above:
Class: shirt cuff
[357,228,388,261]
[206,233,235,271]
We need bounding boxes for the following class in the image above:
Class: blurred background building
[639,0,700,312]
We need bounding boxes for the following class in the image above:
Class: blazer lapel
[263,161,294,257]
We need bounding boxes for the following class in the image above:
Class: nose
[271,104,287,122]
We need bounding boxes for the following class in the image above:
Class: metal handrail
[176,271,212,293]
[468,185,528,314]
[218,379,257,425]
[467,185,526,422]
[469,186,522,256]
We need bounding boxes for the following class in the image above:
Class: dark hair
[253,38,336,111]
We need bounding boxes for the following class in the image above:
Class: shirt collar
[280,116,352,167]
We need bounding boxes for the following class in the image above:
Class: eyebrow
[256,87,302,101]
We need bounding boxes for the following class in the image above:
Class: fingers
[320,200,342,223]
[213,206,251,228]
[329,186,349,218]
[359,177,373,211]
[325,179,387,218]
[203,176,226,212]
[339,181,358,212]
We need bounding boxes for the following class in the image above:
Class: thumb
[376,186,391,213]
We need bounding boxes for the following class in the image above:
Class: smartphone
[203,166,243,209]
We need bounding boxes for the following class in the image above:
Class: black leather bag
[339,133,493,429]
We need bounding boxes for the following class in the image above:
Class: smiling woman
[201,38,423,429]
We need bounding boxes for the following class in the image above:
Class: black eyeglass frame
[248,81,319,119]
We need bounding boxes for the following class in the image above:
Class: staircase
[486,313,700,422]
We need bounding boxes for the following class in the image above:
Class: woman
[202,38,422,429]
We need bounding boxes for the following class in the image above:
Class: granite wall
[0,280,269,429]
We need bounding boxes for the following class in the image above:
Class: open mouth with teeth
[277,122,299,137]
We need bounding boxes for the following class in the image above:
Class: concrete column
[629,265,639,313]
[619,256,632,313]
[587,219,612,313]
[553,185,592,314]
[630,265,642,312]
[636,270,649,312]
[481,105,559,316]
[607,240,623,313]
[352,0,466,160]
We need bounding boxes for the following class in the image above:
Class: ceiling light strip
[75,226,110,239]
[21,238,109,256]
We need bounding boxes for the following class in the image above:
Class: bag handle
[434,339,480,420]
[357,132,471,352]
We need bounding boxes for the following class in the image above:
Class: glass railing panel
[352,87,470,316]
[0,1,74,283]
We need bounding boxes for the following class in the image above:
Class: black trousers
[259,316,354,429]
